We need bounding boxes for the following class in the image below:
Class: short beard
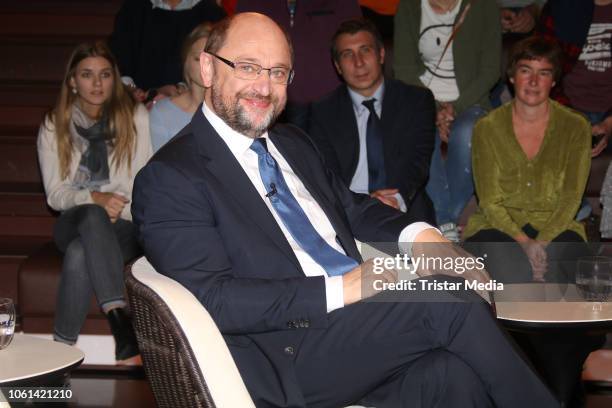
[211,84,282,139]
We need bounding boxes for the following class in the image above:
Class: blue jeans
[426,105,487,225]
[52,204,142,343]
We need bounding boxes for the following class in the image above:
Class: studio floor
[32,366,612,408]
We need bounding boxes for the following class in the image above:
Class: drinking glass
[576,257,612,311]
[0,297,15,349]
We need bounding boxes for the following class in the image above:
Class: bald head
[205,13,293,64]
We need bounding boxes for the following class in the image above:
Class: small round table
[495,283,612,407]
[0,334,84,387]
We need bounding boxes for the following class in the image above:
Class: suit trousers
[291,276,558,408]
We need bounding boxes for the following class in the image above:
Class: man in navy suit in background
[309,19,436,224]
[132,12,559,408]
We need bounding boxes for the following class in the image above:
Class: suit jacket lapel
[380,81,401,158]
[191,109,302,271]
[337,86,361,178]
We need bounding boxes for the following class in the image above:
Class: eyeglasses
[208,53,294,85]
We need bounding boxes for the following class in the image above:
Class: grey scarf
[70,104,112,189]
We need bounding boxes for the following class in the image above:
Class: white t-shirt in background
[418,0,462,102]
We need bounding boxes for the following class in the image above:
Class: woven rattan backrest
[126,270,216,408]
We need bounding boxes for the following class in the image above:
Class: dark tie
[362,99,386,191]
[250,138,359,276]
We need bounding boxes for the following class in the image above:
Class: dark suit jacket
[308,79,435,213]
[132,108,418,407]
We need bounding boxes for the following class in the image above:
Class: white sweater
[37,104,152,221]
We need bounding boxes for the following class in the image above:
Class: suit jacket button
[284,346,294,355]
[304,320,310,328]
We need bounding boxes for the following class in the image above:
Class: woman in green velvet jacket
[464,37,591,283]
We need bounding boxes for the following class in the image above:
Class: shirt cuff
[398,222,441,256]
[324,275,344,313]
[395,192,407,212]
[74,189,95,206]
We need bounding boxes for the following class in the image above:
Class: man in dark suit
[132,12,559,408]
[309,19,436,224]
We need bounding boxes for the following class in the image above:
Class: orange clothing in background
[359,0,399,15]
[221,0,237,15]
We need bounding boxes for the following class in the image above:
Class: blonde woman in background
[37,42,152,364]
[149,23,212,152]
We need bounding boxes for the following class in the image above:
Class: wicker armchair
[126,257,256,408]
[127,257,370,408]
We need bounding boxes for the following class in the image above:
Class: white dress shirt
[202,102,433,312]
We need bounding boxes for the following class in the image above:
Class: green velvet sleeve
[452,0,502,114]
[472,119,524,238]
[393,0,425,88]
[536,118,591,242]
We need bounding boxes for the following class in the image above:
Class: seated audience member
[465,39,602,407]
[150,22,211,152]
[464,37,590,284]
[394,0,501,242]
[235,0,361,129]
[309,19,436,223]
[108,0,224,102]
[132,13,559,408]
[37,42,153,363]
[539,0,612,157]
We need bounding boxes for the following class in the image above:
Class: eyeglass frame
[207,52,295,85]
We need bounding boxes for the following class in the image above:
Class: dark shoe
[106,308,140,361]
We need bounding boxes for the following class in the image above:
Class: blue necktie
[250,138,359,277]
[362,99,386,191]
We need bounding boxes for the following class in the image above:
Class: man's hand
[342,259,398,305]
[91,192,129,223]
[411,229,491,285]
[592,117,612,157]
[371,188,400,210]
[411,228,493,302]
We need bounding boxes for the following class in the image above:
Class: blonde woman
[150,23,211,152]
[37,42,152,364]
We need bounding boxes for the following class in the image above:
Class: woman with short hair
[464,36,591,283]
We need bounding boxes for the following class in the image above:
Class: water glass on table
[0,297,15,349]
[576,257,612,311]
